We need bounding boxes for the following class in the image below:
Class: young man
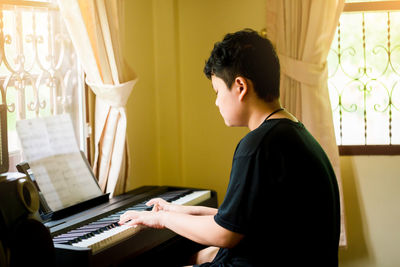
[119,29,341,266]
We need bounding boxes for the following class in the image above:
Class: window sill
[339,145,400,156]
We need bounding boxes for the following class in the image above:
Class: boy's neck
[247,99,283,131]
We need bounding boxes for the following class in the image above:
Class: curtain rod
[344,1,400,12]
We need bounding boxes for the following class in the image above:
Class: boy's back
[212,118,340,266]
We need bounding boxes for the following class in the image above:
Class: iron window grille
[328,1,400,155]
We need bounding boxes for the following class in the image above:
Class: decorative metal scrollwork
[328,11,400,145]
[0,3,79,121]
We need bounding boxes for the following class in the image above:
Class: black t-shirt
[200,119,340,267]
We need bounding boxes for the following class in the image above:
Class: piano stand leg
[54,244,92,267]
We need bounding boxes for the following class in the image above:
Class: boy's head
[204,29,280,103]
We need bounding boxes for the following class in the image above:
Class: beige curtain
[57,0,137,197]
[266,0,347,246]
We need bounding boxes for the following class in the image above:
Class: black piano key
[99,216,119,222]
[53,236,81,243]
[66,229,94,234]
[54,241,68,245]
[54,239,78,244]
[54,236,85,243]
[99,216,120,221]
[124,207,149,211]
[85,222,114,228]
[74,227,105,234]
[76,226,107,233]
[55,234,80,239]
[53,237,74,242]
[89,220,115,225]
[65,232,94,240]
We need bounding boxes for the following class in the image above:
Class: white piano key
[171,190,211,206]
[73,224,142,253]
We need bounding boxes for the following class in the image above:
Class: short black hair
[204,29,280,102]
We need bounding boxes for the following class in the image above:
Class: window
[0,0,86,170]
[328,0,400,154]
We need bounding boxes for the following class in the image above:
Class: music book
[16,114,103,212]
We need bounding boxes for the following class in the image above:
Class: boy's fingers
[146,198,162,206]
[118,215,130,225]
[125,219,140,227]
[152,203,160,212]
[119,211,138,225]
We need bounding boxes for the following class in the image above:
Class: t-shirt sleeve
[214,154,259,234]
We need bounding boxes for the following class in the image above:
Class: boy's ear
[234,76,248,101]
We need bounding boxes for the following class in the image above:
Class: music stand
[0,104,8,174]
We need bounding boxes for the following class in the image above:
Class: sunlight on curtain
[57,0,137,197]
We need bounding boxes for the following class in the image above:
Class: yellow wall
[124,0,158,187]
[123,1,400,266]
[123,0,264,198]
[339,156,400,267]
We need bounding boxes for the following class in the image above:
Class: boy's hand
[146,198,177,212]
[118,198,177,228]
[118,210,165,229]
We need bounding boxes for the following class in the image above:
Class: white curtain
[58,0,137,197]
[266,0,347,246]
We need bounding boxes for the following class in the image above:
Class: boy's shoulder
[234,119,281,158]
[234,119,304,158]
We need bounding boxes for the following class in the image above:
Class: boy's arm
[119,211,243,248]
[147,198,218,216]
[160,212,243,248]
[169,205,218,216]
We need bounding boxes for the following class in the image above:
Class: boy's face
[211,75,244,127]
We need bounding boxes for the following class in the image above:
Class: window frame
[334,1,400,155]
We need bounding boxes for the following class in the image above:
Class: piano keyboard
[52,189,210,253]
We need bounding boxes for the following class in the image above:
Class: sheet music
[16,114,102,211]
